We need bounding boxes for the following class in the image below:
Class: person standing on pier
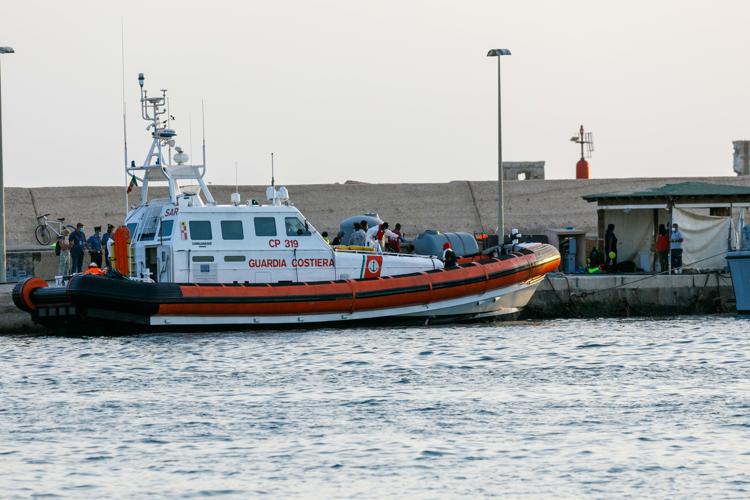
[69,223,86,274]
[670,223,684,272]
[56,230,71,276]
[604,224,618,270]
[656,224,669,273]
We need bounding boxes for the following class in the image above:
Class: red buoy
[576,158,589,179]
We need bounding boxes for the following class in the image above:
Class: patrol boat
[13,74,560,331]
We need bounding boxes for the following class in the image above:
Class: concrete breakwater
[7,175,750,250]
[525,272,735,318]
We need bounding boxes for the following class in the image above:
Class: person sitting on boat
[345,222,360,245]
[386,223,403,253]
[321,231,330,245]
[367,222,399,252]
[83,262,106,276]
[442,242,458,268]
[349,221,368,247]
[331,231,344,246]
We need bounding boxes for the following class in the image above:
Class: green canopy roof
[583,181,750,203]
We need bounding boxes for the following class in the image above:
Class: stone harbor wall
[6,176,750,250]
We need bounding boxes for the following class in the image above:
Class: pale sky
[0,0,748,187]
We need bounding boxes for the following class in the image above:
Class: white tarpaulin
[604,210,654,264]
[672,207,731,270]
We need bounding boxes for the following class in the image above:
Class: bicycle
[35,213,75,246]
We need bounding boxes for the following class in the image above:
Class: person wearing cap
[442,241,458,268]
[101,224,114,268]
[68,223,86,273]
[87,226,103,268]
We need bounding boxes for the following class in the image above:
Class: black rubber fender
[12,277,48,313]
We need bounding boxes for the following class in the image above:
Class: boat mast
[121,17,129,214]
[126,74,215,207]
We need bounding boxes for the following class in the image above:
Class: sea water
[0,316,748,498]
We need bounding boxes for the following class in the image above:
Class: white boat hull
[148,276,544,327]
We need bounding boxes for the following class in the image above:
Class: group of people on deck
[334,220,405,253]
[56,223,116,276]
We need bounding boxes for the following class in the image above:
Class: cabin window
[160,220,174,240]
[192,255,215,262]
[254,217,277,236]
[221,220,244,240]
[224,255,246,262]
[189,221,212,240]
[285,217,311,236]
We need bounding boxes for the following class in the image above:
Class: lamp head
[487,48,511,57]
[138,73,145,87]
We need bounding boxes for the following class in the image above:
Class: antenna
[235,161,239,193]
[167,96,172,165]
[189,114,193,162]
[121,16,129,214]
[201,100,206,167]
[271,152,275,188]
[570,124,594,159]
[569,124,594,179]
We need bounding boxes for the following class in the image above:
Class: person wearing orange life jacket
[83,262,106,276]
[366,221,399,252]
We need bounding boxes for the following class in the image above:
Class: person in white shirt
[366,222,399,252]
[670,222,684,272]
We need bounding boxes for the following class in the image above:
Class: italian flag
[127,175,138,194]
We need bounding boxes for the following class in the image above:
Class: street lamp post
[487,48,511,242]
[0,46,14,283]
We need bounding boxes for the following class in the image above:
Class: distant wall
[502,161,545,180]
[7,176,750,250]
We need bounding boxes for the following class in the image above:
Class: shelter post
[652,208,659,273]
[667,197,673,275]
[597,208,605,254]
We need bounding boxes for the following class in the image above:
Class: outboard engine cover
[413,230,479,258]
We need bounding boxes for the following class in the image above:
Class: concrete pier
[0,283,43,333]
[526,272,735,318]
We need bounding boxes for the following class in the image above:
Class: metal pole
[496,56,504,240]
[0,58,6,282]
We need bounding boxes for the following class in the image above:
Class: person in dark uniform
[69,223,86,273]
[87,226,103,268]
[87,226,103,267]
